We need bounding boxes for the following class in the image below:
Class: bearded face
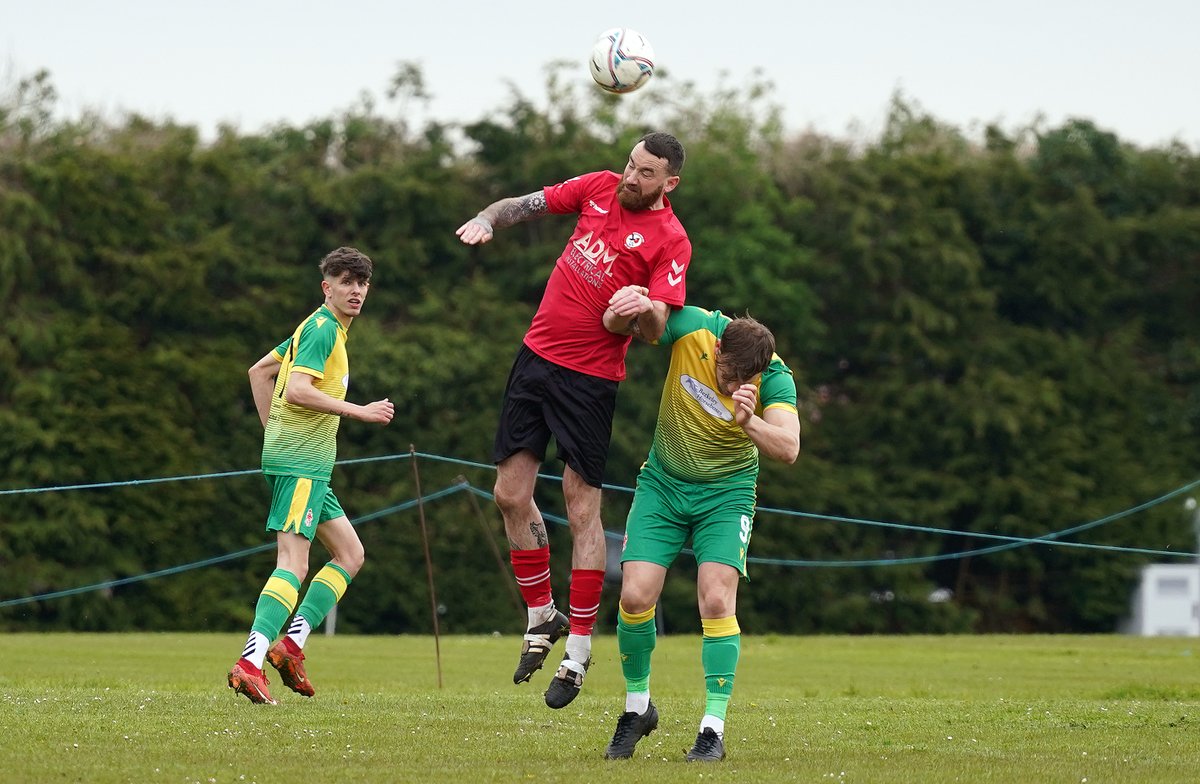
[616,179,665,211]
[615,140,677,211]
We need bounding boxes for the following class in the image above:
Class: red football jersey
[524,170,691,381]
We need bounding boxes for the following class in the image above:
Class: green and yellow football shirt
[261,304,350,480]
[647,306,797,485]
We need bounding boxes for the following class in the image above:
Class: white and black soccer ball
[589,28,655,94]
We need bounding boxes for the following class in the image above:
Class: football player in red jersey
[456,132,691,709]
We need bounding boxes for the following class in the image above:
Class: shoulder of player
[668,304,722,324]
[662,305,723,344]
[547,170,618,213]
[763,354,797,385]
[758,357,798,415]
[296,306,344,339]
[644,214,690,243]
[655,195,690,235]
[318,305,348,327]
[557,169,619,192]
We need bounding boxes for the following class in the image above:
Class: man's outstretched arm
[456,191,549,245]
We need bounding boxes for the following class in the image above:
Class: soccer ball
[589,28,655,94]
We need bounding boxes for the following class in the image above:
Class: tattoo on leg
[530,521,548,548]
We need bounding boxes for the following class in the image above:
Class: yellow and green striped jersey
[261,304,350,480]
[647,306,797,485]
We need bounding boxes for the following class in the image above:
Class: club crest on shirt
[624,232,644,249]
[680,374,732,421]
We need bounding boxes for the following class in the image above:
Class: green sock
[617,604,657,693]
[250,568,301,640]
[701,616,741,721]
[296,563,353,628]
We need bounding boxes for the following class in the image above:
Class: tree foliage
[0,68,1196,635]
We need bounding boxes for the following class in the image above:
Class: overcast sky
[3,0,1196,149]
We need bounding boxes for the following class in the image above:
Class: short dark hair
[719,315,776,384]
[638,132,685,175]
[319,246,373,284]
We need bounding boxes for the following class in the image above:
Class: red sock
[237,658,263,676]
[568,569,604,636]
[510,546,553,608]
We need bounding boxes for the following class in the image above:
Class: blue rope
[461,485,1199,566]
[2,452,1196,601]
[0,453,418,495]
[0,482,469,608]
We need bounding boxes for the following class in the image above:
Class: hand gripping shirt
[647,306,798,486]
[261,304,350,480]
[525,170,691,381]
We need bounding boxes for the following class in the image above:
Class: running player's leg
[686,489,753,761]
[229,540,308,705]
[272,501,361,696]
[693,562,740,761]
[229,475,317,704]
[605,560,668,759]
[606,466,686,757]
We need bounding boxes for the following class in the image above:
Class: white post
[1186,498,1200,563]
[324,604,337,636]
[1188,498,1200,635]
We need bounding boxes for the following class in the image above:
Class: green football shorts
[264,474,345,542]
[620,460,757,576]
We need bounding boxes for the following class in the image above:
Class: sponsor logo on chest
[567,230,620,288]
[680,374,732,421]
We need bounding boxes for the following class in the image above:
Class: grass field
[1,632,1198,783]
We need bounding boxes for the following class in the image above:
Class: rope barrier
[2,452,1196,606]
[0,482,469,608]
[461,485,1200,567]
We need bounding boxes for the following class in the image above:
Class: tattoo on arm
[491,192,549,230]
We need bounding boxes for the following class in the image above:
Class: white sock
[241,631,269,669]
[564,633,592,666]
[527,602,556,630]
[287,615,312,649]
[700,714,725,737]
[625,691,650,714]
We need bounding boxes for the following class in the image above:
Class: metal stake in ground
[410,444,443,688]
[457,474,525,616]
